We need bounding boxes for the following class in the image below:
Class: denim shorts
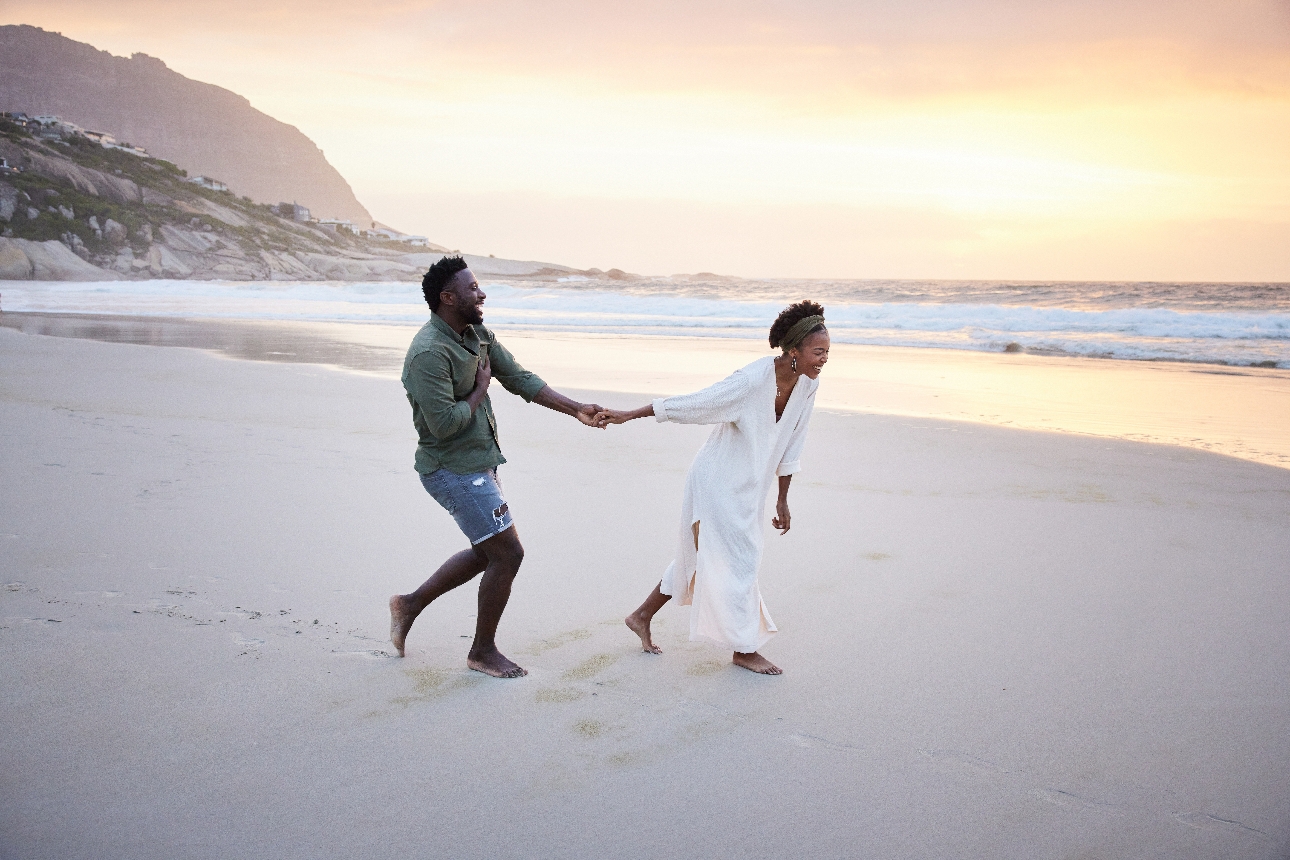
[419,468,514,545]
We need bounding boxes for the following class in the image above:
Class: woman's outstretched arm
[597,366,754,426]
[595,404,654,425]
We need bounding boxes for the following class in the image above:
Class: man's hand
[463,356,492,414]
[473,356,492,393]
[772,497,791,534]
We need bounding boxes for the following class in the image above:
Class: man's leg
[466,526,528,678]
[390,546,488,657]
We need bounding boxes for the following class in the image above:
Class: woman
[597,301,830,675]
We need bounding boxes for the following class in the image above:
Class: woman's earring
[791,355,797,372]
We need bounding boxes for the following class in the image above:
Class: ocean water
[2,276,1287,368]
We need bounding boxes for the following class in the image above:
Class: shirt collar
[430,312,478,345]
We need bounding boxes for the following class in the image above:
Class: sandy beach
[2,321,1289,859]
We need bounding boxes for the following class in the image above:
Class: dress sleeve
[653,368,754,425]
[406,349,474,440]
[776,389,817,476]
[486,336,548,402]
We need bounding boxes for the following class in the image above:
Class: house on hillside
[0,156,19,175]
[316,217,354,233]
[2,112,38,134]
[31,116,82,140]
[82,130,118,147]
[188,175,229,192]
[365,226,429,246]
[274,202,311,222]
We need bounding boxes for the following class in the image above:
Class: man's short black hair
[422,256,469,312]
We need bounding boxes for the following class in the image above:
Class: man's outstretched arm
[532,386,606,428]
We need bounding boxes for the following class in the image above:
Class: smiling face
[789,328,830,378]
[441,268,487,325]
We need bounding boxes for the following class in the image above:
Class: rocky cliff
[0,122,459,281]
[0,25,371,225]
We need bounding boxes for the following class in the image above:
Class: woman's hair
[422,255,469,311]
[768,300,826,349]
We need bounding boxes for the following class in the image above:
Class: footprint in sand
[573,719,606,739]
[562,653,618,681]
[527,628,593,656]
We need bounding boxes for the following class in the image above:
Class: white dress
[653,356,818,652]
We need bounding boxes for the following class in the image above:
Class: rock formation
[0,25,371,225]
[0,123,452,281]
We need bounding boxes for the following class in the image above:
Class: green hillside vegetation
[0,115,446,280]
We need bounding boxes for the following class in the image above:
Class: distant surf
[2,276,1286,368]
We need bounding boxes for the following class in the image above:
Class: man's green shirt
[402,314,547,475]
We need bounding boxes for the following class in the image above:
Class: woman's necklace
[775,356,791,398]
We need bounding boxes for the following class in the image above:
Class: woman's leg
[625,582,671,654]
[626,520,698,654]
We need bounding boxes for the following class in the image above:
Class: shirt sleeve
[776,389,817,476]
[653,368,754,425]
[406,349,474,440]
[487,337,547,402]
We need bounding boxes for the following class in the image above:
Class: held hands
[575,403,608,429]
[772,497,791,534]
[592,408,636,427]
[569,403,650,428]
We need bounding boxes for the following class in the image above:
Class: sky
[5,0,1290,279]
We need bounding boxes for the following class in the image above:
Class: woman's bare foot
[389,594,419,657]
[625,613,662,654]
[733,651,782,675]
[467,646,528,678]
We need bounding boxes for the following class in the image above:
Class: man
[389,256,604,678]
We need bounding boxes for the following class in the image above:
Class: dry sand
[2,323,1289,859]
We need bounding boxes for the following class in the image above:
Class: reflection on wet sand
[0,312,407,374]
[4,310,1289,469]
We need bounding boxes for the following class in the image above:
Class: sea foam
[2,277,1286,368]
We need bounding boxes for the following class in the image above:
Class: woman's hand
[594,407,640,426]
[772,497,791,534]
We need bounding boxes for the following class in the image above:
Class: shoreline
[3,309,1288,470]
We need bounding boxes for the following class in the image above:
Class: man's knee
[482,528,524,569]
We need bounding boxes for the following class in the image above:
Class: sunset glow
[5,0,1289,278]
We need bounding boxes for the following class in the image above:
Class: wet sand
[4,311,1288,469]
[2,322,1289,859]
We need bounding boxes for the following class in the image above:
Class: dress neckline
[772,358,801,424]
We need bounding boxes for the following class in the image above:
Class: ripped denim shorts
[419,467,513,545]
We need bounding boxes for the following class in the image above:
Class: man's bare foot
[625,613,662,654]
[467,647,528,678]
[733,651,782,675]
[389,595,419,658]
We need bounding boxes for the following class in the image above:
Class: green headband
[780,315,825,352]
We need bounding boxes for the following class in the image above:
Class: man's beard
[466,304,485,324]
